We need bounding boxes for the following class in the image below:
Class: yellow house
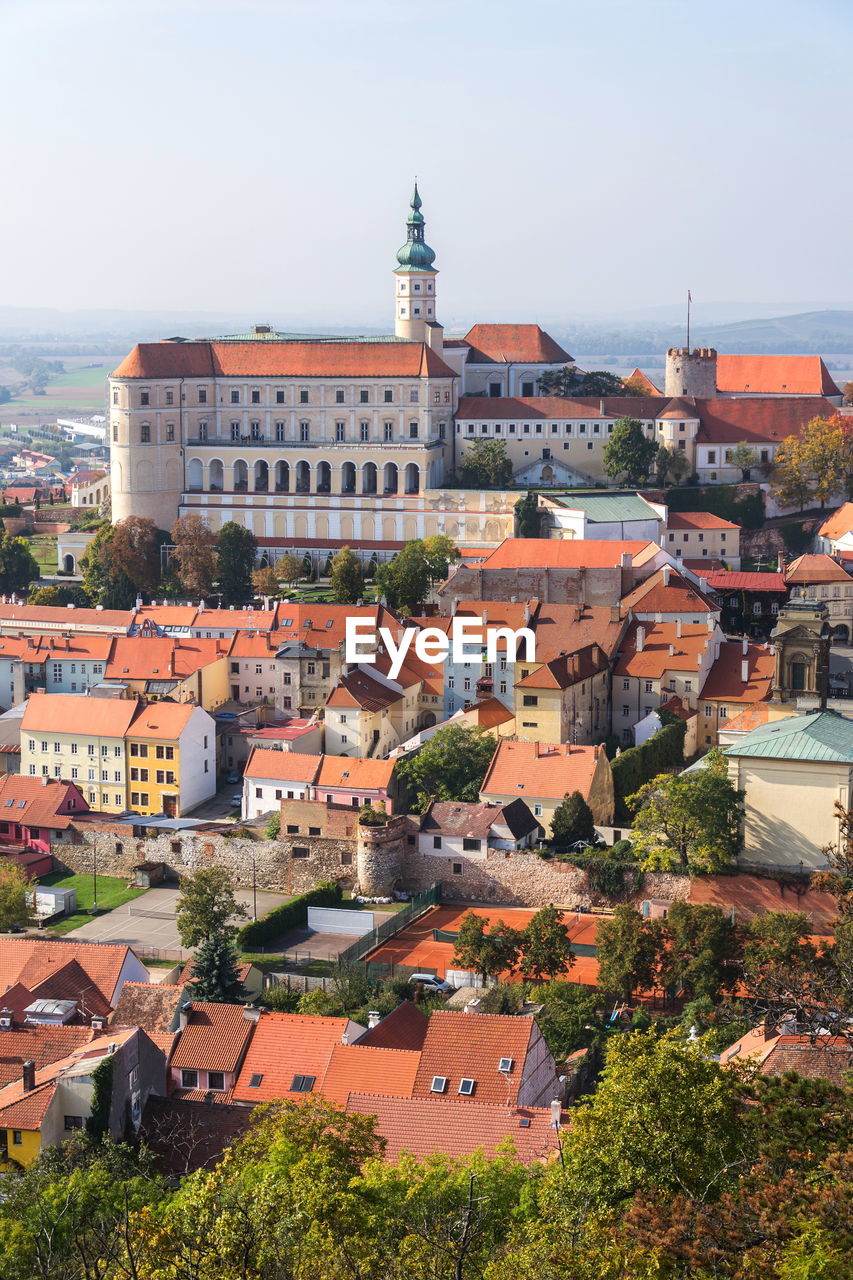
[513,644,610,745]
[480,739,615,837]
[124,701,216,818]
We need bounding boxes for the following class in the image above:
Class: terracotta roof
[719,1031,851,1085]
[0,938,137,1008]
[190,608,277,631]
[667,511,741,531]
[693,396,837,445]
[657,397,698,418]
[320,1044,421,1104]
[0,1024,95,1087]
[0,775,87,830]
[105,637,229,681]
[681,557,727,574]
[619,567,718,617]
[315,755,394,790]
[10,634,114,661]
[109,981,186,1034]
[274,604,405,653]
[357,1000,429,1051]
[481,740,603,803]
[818,503,853,541]
[413,1010,535,1104]
[126,701,200,740]
[0,605,133,630]
[347,1093,559,1164]
[23,958,113,1019]
[626,368,662,395]
[243,747,321,784]
[700,641,775,704]
[231,1012,351,1103]
[0,1078,56,1128]
[482,538,658,571]
[112,340,456,381]
[785,554,853,584]
[614,621,716,678]
[133,606,200,628]
[703,571,787,592]
[515,643,608,690]
[462,324,571,365]
[719,704,775,734]
[529,603,626,664]
[688,873,838,931]
[21,693,140,738]
[0,1028,137,1130]
[170,1002,254,1073]
[715,354,839,396]
[326,669,401,711]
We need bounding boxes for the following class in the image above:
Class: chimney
[676,618,682,639]
[41,776,49,787]
[243,1004,262,1022]
[341,1030,349,1045]
[636,626,646,653]
[662,564,671,586]
[741,659,749,684]
[669,644,675,657]
[22,1060,35,1092]
[610,604,621,623]
[698,577,709,595]
[620,552,633,570]
[482,609,488,625]
[367,1010,381,1030]
[742,636,748,656]
[550,1098,562,1129]
[179,1001,192,1031]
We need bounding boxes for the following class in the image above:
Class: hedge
[612,717,687,824]
[237,880,342,949]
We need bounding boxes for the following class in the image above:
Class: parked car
[408,973,454,996]
[230,794,243,808]
[225,769,240,785]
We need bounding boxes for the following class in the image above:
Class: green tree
[729,442,760,480]
[742,909,816,979]
[375,540,432,613]
[457,438,513,487]
[395,723,496,810]
[628,748,744,873]
[217,521,257,606]
[603,417,658,485]
[0,532,40,595]
[175,864,247,947]
[329,545,363,603]
[451,910,522,982]
[532,979,605,1059]
[171,514,219,598]
[0,862,30,931]
[518,905,573,982]
[540,366,627,398]
[187,932,246,1003]
[28,583,90,607]
[514,490,540,537]
[654,444,690,485]
[653,901,739,1001]
[421,534,460,585]
[79,522,136,608]
[595,904,657,1001]
[550,790,595,848]
[108,515,162,594]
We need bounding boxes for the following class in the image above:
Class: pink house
[169,1001,257,1102]
[0,776,88,856]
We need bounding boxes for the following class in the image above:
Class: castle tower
[664,347,718,398]
[771,598,831,703]
[109,366,186,529]
[394,184,442,349]
[356,814,407,896]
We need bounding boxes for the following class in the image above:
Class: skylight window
[4,799,14,808]
[290,1074,315,1092]
[458,1078,476,1096]
[430,1075,448,1093]
[248,1073,264,1087]
[498,1057,514,1073]
[18,801,26,809]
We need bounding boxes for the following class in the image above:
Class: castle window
[360,422,369,441]
[413,282,421,291]
[112,389,119,405]
[336,422,345,442]
[360,389,369,403]
[335,389,345,404]
[300,388,309,403]
[112,424,118,442]
[276,390,285,403]
[482,424,488,434]
[165,389,174,405]
[166,423,174,442]
[409,421,419,438]
[439,422,446,438]
[679,423,685,432]
[198,388,207,404]
[231,390,240,404]
[410,389,419,403]
[231,421,240,440]
[251,389,260,404]
[522,381,534,396]
[199,422,208,440]
[384,422,393,441]
[300,422,310,441]
[140,391,149,406]
[384,388,393,403]
[140,424,151,443]
[413,307,420,315]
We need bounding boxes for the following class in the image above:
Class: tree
[395,723,497,810]
[729,442,760,480]
[175,864,246,947]
[109,515,162,593]
[550,790,594,848]
[0,862,30,931]
[375,541,432,612]
[170,514,218,598]
[28,583,90,607]
[773,415,851,510]
[653,901,739,1001]
[457,439,513,488]
[540,366,628,398]
[187,932,246,1002]
[252,563,281,598]
[0,533,40,595]
[451,911,522,982]
[773,432,813,510]
[654,445,690,485]
[742,909,817,979]
[276,551,303,588]
[329,545,363,603]
[514,491,540,537]
[603,417,658,485]
[621,373,654,397]
[595,905,657,1000]
[218,521,257,605]
[518,905,573,981]
[844,381,853,406]
[79,522,137,608]
[628,748,744,873]
[421,534,460,585]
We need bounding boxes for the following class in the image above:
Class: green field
[4,365,110,411]
[38,870,145,935]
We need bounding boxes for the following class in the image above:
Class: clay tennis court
[365,903,607,986]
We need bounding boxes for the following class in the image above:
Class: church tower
[394,184,442,349]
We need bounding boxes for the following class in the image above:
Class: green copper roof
[547,493,660,523]
[395,182,437,273]
[723,711,853,763]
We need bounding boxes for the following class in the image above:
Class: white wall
[178,707,217,813]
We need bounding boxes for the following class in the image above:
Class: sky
[2,0,851,330]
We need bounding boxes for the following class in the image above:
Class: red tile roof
[112,340,456,381]
[346,1093,559,1164]
[614,621,716,678]
[21,693,140,738]
[785,554,853,584]
[190,608,277,631]
[693,396,837,445]
[412,1010,535,1104]
[320,1044,421,1104]
[482,538,658,570]
[667,511,741,531]
[700,641,775,704]
[462,324,571,364]
[315,755,394,790]
[481,740,604,804]
[0,938,137,1008]
[170,1002,254,1073]
[719,704,774,734]
[243,747,321,784]
[0,1024,96,1087]
[516,644,608,690]
[23,959,113,1019]
[357,1000,429,1051]
[626,368,662,395]
[0,604,133,631]
[715,354,839,396]
[231,1012,351,1103]
[109,981,186,1034]
[0,775,87,830]
[619,567,718,616]
[818,503,853,541]
[326,669,401,711]
[105,636,229,681]
[703,570,787,592]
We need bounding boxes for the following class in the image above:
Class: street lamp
[251,854,257,922]
[91,844,98,914]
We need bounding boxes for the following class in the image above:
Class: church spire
[396,182,436,271]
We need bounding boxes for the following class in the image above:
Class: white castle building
[109,188,571,558]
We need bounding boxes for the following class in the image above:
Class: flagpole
[687,290,692,349]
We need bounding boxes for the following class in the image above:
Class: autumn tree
[728,442,760,480]
[80,523,136,608]
[329,545,363,603]
[0,862,30,931]
[108,515,162,593]
[628,748,744,873]
[170,514,218,597]
[518,905,574,982]
[277,551,303,587]
[218,520,257,605]
[621,373,654,396]
[457,438,513,487]
[28,582,89,607]
[252,563,281,597]
[603,416,658,485]
[452,911,522,982]
[773,414,853,509]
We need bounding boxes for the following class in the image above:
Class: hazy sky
[3,0,851,329]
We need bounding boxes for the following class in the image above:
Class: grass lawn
[39,871,145,935]
[28,536,59,572]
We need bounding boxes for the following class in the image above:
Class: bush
[0,503,22,517]
[780,520,812,556]
[237,881,342,949]
[358,802,387,827]
[570,846,643,899]
[612,718,686,824]
[259,983,302,1012]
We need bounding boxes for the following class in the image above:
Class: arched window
[274,460,289,492]
[316,461,332,493]
[383,462,398,494]
[341,462,356,494]
[362,462,378,494]
[233,459,249,492]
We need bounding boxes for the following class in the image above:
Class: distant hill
[554,310,853,356]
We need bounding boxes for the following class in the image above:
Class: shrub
[237,881,342,949]
[358,802,387,827]
[570,846,643,899]
[611,717,686,824]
